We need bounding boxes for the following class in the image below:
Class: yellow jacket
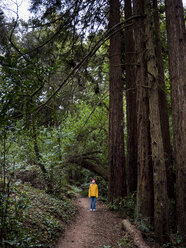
[89,183,98,198]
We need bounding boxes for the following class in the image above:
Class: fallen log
[68,157,108,181]
[122,219,150,248]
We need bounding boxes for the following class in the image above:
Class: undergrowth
[0,181,77,248]
[107,192,136,219]
[103,235,136,248]
[107,192,185,248]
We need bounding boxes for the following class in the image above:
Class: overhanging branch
[34,15,143,114]
[68,157,108,181]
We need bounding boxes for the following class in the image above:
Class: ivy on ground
[0,181,77,248]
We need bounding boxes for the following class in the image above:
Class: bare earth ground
[56,195,135,248]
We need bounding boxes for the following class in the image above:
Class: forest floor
[56,194,137,248]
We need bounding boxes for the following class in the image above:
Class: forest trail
[56,195,133,248]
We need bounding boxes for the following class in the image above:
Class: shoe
[93,209,95,211]
[90,209,92,211]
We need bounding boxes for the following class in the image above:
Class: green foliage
[0,182,76,248]
[62,100,108,158]
[163,232,182,248]
[107,192,136,217]
[80,190,89,197]
[0,93,109,196]
[134,214,152,233]
[95,177,108,199]
[68,185,82,193]
[107,198,120,211]
[0,180,33,248]
[119,192,136,218]
[102,237,134,248]
[117,237,134,248]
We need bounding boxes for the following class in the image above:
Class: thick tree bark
[133,0,154,221]
[144,0,169,243]
[125,0,138,194]
[108,0,127,202]
[165,0,186,244]
[153,0,175,199]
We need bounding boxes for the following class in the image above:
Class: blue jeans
[90,197,96,210]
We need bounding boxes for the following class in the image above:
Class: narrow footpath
[56,195,136,248]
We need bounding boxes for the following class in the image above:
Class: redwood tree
[153,0,174,199]
[133,0,154,220]
[165,0,186,244]
[108,0,127,202]
[144,0,169,242]
[133,2,169,241]
[125,0,137,194]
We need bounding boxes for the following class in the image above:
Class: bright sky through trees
[2,0,186,21]
[1,0,32,20]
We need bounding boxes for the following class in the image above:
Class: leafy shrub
[102,236,134,248]
[107,198,120,211]
[119,192,136,218]
[163,231,182,248]
[0,181,77,248]
[107,192,136,216]
[117,237,134,248]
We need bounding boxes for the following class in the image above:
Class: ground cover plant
[0,180,76,248]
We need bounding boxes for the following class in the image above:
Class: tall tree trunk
[108,0,127,202]
[144,0,169,243]
[152,0,175,199]
[133,0,154,221]
[165,0,186,244]
[125,0,138,194]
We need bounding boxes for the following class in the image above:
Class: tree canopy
[0,0,185,247]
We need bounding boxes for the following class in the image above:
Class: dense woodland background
[0,0,185,247]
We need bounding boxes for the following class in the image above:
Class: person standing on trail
[88,179,98,211]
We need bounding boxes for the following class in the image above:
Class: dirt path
[56,195,134,248]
